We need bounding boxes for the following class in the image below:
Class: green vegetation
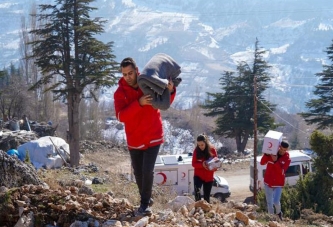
[90,184,111,194]
[304,131,333,215]
[201,39,277,153]
[28,0,119,166]
[300,39,333,129]
[24,150,31,164]
[0,1,331,225]
[2,190,11,206]
[257,131,333,222]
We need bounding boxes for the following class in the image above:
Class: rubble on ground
[0,150,42,188]
[79,139,128,154]
[0,182,274,227]
[2,182,330,227]
[0,119,57,152]
[0,130,38,152]
[0,120,331,226]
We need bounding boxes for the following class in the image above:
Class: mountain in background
[1,0,333,113]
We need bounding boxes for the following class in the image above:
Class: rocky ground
[0,140,332,227]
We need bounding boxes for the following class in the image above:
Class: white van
[250,150,313,192]
[154,154,231,202]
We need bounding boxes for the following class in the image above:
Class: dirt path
[216,161,253,203]
[84,150,254,203]
[218,168,253,202]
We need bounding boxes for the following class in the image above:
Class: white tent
[18,136,70,169]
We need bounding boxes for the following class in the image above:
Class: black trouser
[129,145,160,207]
[193,175,213,203]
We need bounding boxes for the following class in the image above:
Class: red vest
[260,152,291,187]
[192,148,217,182]
[114,77,176,150]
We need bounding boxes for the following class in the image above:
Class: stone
[194,199,211,212]
[16,200,26,207]
[0,150,42,188]
[102,220,122,227]
[0,186,8,193]
[236,211,249,225]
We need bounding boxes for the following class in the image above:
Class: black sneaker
[137,205,152,216]
[277,212,283,221]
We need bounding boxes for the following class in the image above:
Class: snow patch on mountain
[271,18,306,28]
[0,3,15,8]
[270,44,289,55]
[318,23,333,31]
[2,0,333,113]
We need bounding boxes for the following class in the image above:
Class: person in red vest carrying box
[260,141,291,221]
[192,134,219,203]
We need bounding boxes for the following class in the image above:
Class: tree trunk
[235,131,249,153]
[67,91,81,167]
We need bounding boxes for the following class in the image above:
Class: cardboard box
[262,130,283,155]
[207,157,222,170]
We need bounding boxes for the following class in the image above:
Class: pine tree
[29,0,119,166]
[201,39,276,153]
[298,131,333,216]
[300,40,333,129]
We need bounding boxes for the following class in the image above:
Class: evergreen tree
[300,40,333,129]
[295,131,333,216]
[201,39,276,153]
[29,0,119,166]
[0,70,4,80]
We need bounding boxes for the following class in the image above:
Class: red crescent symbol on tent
[182,172,186,178]
[156,172,167,185]
[268,142,273,148]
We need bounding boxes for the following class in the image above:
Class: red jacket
[192,148,217,182]
[260,152,291,187]
[114,77,176,150]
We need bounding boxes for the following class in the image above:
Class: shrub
[256,185,301,219]
[24,150,31,164]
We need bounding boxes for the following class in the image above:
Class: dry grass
[36,143,332,227]
[82,149,188,208]
[37,168,72,190]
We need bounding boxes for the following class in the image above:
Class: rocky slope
[0,140,332,227]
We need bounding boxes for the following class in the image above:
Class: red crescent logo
[156,172,167,185]
[268,142,273,148]
[182,172,186,178]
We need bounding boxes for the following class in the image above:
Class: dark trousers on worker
[129,145,160,207]
[194,175,213,203]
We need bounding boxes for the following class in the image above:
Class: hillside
[0,140,332,227]
[2,0,333,112]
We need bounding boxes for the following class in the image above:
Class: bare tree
[0,65,31,119]
[79,96,104,141]
[20,3,56,122]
